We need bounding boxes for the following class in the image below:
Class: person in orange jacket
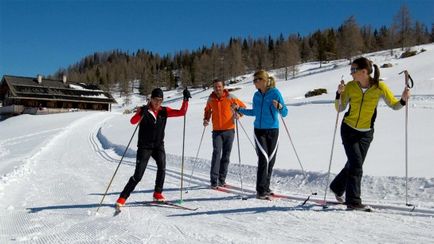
[203,80,246,188]
[115,87,190,210]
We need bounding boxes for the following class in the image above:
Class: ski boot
[153,192,166,202]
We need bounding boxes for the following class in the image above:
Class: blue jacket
[238,88,288,129]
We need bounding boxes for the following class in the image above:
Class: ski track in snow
[0,128,64,182]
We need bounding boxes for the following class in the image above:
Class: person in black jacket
[115,88,191,209]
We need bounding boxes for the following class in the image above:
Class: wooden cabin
[0,75,117,115]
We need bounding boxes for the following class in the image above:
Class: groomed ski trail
[0,112,433,243]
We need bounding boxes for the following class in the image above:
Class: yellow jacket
[336,80,405,129]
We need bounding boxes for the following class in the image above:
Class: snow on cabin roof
[1,75,117,104]
[69,83,104,92]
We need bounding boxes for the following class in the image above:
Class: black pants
[210,129,235,186]
[254,128,279,195]
[120,145,166,200]
[330,123,374,205]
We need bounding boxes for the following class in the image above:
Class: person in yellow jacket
[204,79,246,188]
[330,57,410,211]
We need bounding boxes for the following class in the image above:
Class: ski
[256,195,278,201]
[211,184,432,215]
[113,201,198,215]
[211,186,232,193]
[212,185,250,200]
[346,206,373,212]
[219,184,300,202]
[145,201,199,211]
[221,184,343,206]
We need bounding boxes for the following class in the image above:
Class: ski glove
[183,88,192,101]
[140,106,146,116]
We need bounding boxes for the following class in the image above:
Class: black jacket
[137,105,168,149]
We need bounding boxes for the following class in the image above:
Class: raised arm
[166,100,189,117]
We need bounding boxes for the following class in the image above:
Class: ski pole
[399,70,414,209]
[237,119,256,149]
[96,119,141,213]
[279,114,317,204]
[322,78,345,208]
[236,119,248,200]
[179,114,187,203]
[185,126,207,193]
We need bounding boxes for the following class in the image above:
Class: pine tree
[312,30,326,67]
[324,29,337,61]
[300,36,313,62]
[241,38,253,72]
[414,21,430,44]
[431,24,434,42]
[361,25,376,52]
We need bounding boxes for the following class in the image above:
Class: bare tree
[251,38,270,70]
[276,36,300,79]
[192,53,213,86]
[337,16,364,62]
[226,38,244,81]
[274,35,289,69]
[179,67,192,87]
[286,38,300,79]
[393,4,414,50]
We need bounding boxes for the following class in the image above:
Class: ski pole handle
[399,70,414,88]
[338,76,345,91]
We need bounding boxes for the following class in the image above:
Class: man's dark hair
[212,79,224,86]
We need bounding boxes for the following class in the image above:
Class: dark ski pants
[120,145,166,200]
[330,123,374,205]
[254,128,279,195]
[210,129,235,186]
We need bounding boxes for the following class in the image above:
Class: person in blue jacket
[232,70,288,199]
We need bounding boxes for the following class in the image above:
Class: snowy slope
[0,44,434,243]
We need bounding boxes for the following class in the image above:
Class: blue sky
[0,0,433,77]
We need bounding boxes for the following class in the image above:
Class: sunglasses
[253,78,262,83]
[350,67,360,74]
[152,97,163,102]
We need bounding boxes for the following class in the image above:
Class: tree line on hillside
[52,5,433,98]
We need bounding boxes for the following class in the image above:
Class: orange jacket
[204,90,246,131]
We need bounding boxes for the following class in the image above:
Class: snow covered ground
[0,44,434,243]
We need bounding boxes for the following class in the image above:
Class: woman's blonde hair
[254,70,275,89]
